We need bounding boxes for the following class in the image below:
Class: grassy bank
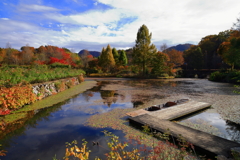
[0,65,85,87]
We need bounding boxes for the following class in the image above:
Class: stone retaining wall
[32,74,84,100]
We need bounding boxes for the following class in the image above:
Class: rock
[79,73,84,82]
[148,106,160,111]
[165,101,177,107]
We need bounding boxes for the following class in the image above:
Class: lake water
[0,78,239,159]
[178,109,240,143]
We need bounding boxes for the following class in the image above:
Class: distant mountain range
[78,50,101,57]
[166,43,193,52]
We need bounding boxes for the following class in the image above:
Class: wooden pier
[127,100,240,158]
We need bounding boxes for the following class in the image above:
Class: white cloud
[94,0,240,44]
[1,18,9,20]
[1,0,240,51]
[18,4,59,12]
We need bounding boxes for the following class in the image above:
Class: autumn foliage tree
[151,51,170,76]
[166,49,184,67]
[20,45,34,65]
[0,48,6,64]
[0,44,79,67]
[218,30,240,69]
[198,31,231,69]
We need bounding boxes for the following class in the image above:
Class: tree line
[1,16,239,77]
[184,17,240,70]
[82,25,184,77]
[128,16,240,77]
[0,44,80,67]
[81,45,129,74]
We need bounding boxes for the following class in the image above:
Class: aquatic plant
[61,129,198,160]
[86,109,201,159]
[0,144,7,157]
[64,140,91,160]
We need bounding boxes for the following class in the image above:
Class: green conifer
[119,50,128,66]
[112,48,119,64]
[132,24,157,76]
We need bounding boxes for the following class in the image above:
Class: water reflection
[0,103,63,146]
[100,90,118,107]
[226,121,240,143]
[0,91,128,160]
[1,79,239,160]
[0,81,134,160]
[132,101,144,108]
[179,110,240,143]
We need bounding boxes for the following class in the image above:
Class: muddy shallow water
[0,78,240,159]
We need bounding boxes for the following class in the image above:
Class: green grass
[0,65,85,87]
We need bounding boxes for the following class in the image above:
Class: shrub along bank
[0,65,86,115]
[209,70,240,83]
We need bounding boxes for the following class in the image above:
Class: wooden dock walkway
[127,100,240,158]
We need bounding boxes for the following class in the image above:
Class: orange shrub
[0,84,37,115]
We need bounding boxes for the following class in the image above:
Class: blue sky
[0,0,240,52]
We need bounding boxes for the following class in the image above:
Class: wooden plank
[126,109,148,117]
[148,100,211,120]
[127,100,240,158]
[129,114,240,158]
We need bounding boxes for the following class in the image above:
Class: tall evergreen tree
[99,44,115,72]
[119,50,128,66]
[112,48,119,64]
[99,47,106,69]
[132,24,157,76]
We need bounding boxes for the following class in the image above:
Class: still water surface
[0,78,240,159]
[179,110,240,143]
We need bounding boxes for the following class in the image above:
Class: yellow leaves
[64,140,90,160]
[75,145,80,152]
[77,153,83,159]
[85,152,89,158]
